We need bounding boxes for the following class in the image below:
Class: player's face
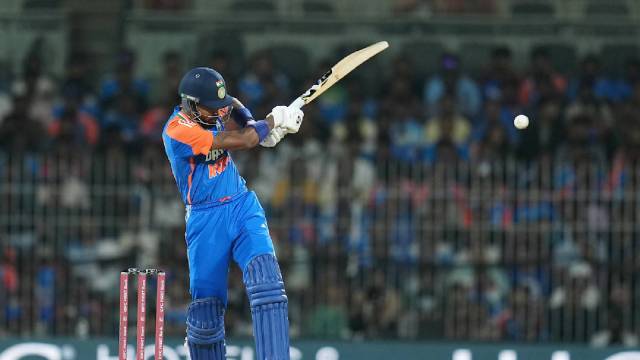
[197,104,232,126]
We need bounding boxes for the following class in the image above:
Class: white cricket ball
[514,114,529,129]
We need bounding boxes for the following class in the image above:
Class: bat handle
[288,97,305,110]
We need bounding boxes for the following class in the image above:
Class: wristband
[247,120,270,143]
[232,107,253,127]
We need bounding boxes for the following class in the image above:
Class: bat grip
[288,97,305,110]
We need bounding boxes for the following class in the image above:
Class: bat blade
[289,41,389,110]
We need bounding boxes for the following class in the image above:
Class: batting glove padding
[260,127,286,147]
[270,106,304,134]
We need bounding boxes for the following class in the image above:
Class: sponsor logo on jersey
[208,155,229,178]
[206,148,225,162]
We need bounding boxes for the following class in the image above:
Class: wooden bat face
[289,41,389,110]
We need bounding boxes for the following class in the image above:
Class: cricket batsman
[162,67,301,359]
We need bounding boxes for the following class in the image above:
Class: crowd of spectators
[1,37,640,346]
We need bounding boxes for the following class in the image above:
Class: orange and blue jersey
[162,106,247,206]
[162,105,274,303]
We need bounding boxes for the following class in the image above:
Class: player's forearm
[212,128,260,150]
[211,115,274,151]
[239,129,261,149]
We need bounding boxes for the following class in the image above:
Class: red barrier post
[118,272,129,360]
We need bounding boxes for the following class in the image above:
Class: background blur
[1,0,640,359]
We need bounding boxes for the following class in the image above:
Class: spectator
[102,91,143,146]
[348,289,368,339]
[566,81,614,127]
[500,77,525,120]
[471,121,511,163]
[502,284,544,341]
[0,247,18,295]
[49,108,99,150]
[388,55,422,97]
[549,263,601,341]
[0,91,45,152]
[555,112,606,167]
[0,247,20,335]
[605,107,640,196]
[140,94,174,144]
[49,86,100,148]
[35,258,56,333]
[365,270,401,337]
[62,52,96,106]
[150,50,183,106]
[381,74,423,163]
[238,50,289,112]
[380,76,423,124]
[140,51,183,144]
[443,282,472,339]
[518,97,565,160]
[472,97,520,147]
[519,47,567,107]
[618,79,640,120]
[566,80,616,156]
[567,55,617,102]
[481,46,520,101]
[424,52,482,117]
[11,38,57,127]
[387,108,425,163]
[591,283,638,347]
[424,94,471,162]
[615,58,640,101]
[99,49,149,115]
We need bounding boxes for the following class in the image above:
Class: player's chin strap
[243,254,290,360]
[185,297,226,360]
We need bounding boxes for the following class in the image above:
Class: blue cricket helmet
[179,67,233,111]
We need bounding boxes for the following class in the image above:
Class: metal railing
[0,151,638,345]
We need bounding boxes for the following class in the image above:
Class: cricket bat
[289,41,389,110]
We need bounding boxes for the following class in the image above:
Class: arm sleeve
[164,118,214,156]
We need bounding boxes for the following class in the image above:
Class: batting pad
[243,254,290,360]
[186,297,226,360]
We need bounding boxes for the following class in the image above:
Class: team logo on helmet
[215,79,226,99]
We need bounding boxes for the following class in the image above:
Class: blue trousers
[185,191,274,303]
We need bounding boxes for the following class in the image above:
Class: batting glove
[270,105,304,134]
[260,127,286,147]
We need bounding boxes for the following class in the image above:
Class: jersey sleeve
[164,116,214,156]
